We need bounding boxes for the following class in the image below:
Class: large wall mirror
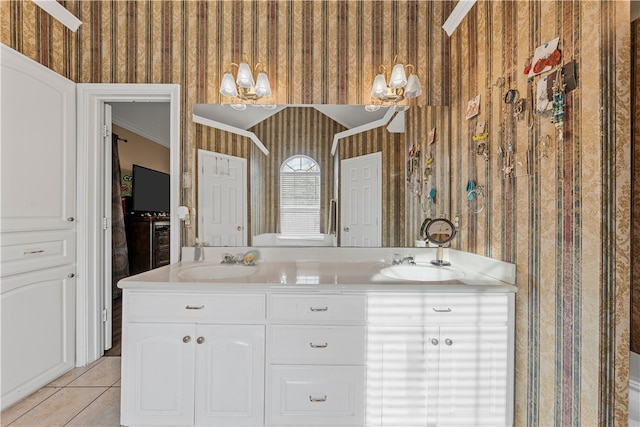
[192,104,450,248]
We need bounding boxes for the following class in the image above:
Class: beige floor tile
[0,387,60,426]
[9,387,107,427]
[68,358,121,387]
[46,367,92,387]
[66,387,121,427]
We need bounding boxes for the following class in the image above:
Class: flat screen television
[131,164,170,214]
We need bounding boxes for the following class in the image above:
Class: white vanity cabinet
[120,281,514,427]
[121,292,266,426]
[268,294,367,425]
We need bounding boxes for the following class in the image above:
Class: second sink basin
[178,265,257,281]
[380,264,465,282]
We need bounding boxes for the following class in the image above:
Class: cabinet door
[367,325,435,427]
[432,325,509,426]
[1,266,76,409]
[121,323,196,426]
[195,325,265,426]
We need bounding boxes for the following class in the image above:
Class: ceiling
[109,102,171,148]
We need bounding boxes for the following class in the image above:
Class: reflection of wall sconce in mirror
[177,206,191,227]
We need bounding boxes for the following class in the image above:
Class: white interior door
[340,152,382,247]
[102,104,112,351]
[198,150,247,246]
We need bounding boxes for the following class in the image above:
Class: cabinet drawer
[271,326,366,364]
[270,365,365,425]
[125,292,266,323]
[270,294,366,323]
[1,230,74,277]
[368,293,510,324]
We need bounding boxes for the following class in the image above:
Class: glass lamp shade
[236,62,255,88]
[404,74,422,98]
[254,72,272,97]
[370,74,388,98]
[389,63,408,88]
[219,72,238,97]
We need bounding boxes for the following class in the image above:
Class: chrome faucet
[392,254,415,265]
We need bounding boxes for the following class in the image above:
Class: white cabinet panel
[126,292,266,323]
[121,323,196,426]
[1,266,76,408]
[270,365,365,425]
[271,325,366,364]
[0,45,76,233]
[195,325,264,426]
[429,325,509,426]
[0,230,75,277]
[270,294,366,323]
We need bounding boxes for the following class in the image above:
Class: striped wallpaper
[447,1,631,426]
[1,1,633,425]
[631,18,640,359]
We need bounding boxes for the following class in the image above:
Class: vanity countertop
[118,247,517,293]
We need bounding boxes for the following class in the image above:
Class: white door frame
[76,84,180,366]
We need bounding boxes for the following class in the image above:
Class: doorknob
[343,227,350,232]
[237,226,242,231]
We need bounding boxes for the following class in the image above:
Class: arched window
[280,155,321,235]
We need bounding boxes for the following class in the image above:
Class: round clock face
[425,218,456,245]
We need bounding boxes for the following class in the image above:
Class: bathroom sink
[380,265,465,282]
[177,265,257,280]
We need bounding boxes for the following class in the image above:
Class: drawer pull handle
[309,307,328,312]
[309,342,328,348]
[432,307,452,313]
[185,305,205,310]
[24,249,45,255]
[309,395,327,402]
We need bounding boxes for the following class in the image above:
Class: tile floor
[1,357,122,427]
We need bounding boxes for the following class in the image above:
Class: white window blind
[280,155,320,235]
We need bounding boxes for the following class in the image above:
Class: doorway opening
[76,84,180,366]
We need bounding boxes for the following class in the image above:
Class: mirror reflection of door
[198,149,247,246]
[340,152,381,247]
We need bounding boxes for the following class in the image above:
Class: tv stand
[125,215,170,275]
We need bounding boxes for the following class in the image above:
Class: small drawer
[368,293,510,325]
[1,230,75,277]
[125,292,266,323]
[271,325,366,364]
[270,365,365,425]
[270,294,366,323]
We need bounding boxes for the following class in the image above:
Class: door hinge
[102,309,108,322]
[102,217,109,230]
[102,125,110,138]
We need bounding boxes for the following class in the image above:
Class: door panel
[340,152,381,247]
[0,45,76,233]
[198,150,247,246]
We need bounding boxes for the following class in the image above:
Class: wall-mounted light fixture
[370,56,422,103]
[220,53,272,101]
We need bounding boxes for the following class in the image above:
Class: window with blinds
[280,155,321,235]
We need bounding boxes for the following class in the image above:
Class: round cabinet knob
[183,336,191,343]
[445,338,453,346]
[343,227,350,232]
[67,273,75,278]
[67,217,75,222]
[431,338,439,346]
[237,226,242,231]
[196,337,205,344]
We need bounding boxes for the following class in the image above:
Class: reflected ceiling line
[330,106,400,156]
[192,113,270,155]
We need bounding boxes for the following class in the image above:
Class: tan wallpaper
[447,1,631,425]
[113,124,170,174]
[1,0,633,425]
[632,19,640,356]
